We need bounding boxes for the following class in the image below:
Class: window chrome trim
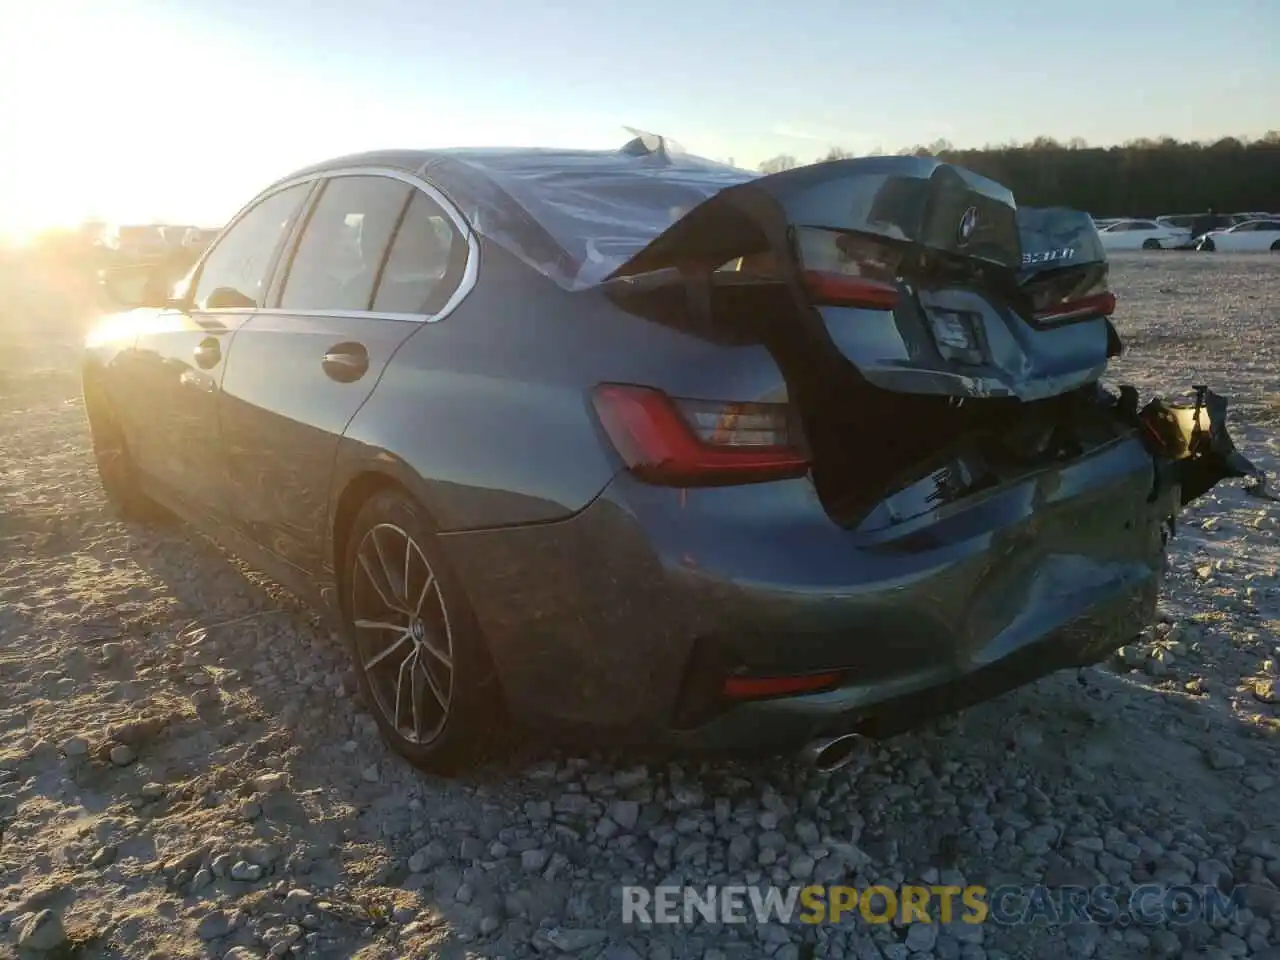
[251,308,430,322]
[197,165,479,324]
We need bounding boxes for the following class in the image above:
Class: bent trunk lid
[607,157,1114,402]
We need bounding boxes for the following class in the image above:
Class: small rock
[521,848,550,873]
[230,860,264,882]
[361,765,380,783]
[17,909,67,952]
[1116,645,1146,669]
[284,889,314,912]
[1149,928,1181,957]
[140,782,165,800]
[1240,834,1280,860]
[789,855,816,880]
[253,772,289,794]
[1216,932,1248,957]
[904,922,939,952]
[109,743,137,766]
[608,800,640,831]
[191,868,214,892]
[197,910,233,940]
[223,948,260,960]
[542,927,609,952]
[108,714,169,747]
[60,736,89,758]
[1207,747,1246,770]
[91,844,118,868]
[1254,679,1278,704]
[239,799,263,821]
[1197,858,1234,890]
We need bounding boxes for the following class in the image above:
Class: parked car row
[97,223,221,264]
[1195,217,1280,252]
[1093,214,1280,253]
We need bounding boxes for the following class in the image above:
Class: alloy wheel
[349,522,454,744]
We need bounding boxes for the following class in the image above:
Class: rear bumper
[438,430,1179,752]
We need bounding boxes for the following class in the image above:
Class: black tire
[1270,239,1280,252]
[1142,238,1161,250]
[1198,238,1216,252]
[341,487,507,773]
[84,381,172,524]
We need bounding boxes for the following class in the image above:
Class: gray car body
[83,145,1246,754]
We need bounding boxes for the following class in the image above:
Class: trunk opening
[601,158,1260,524]
[607,265,1137,528]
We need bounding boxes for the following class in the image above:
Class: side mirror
[98,262,172,309]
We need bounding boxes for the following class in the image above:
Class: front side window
[371,190,465,314]
[280,176,412,312]
[192,183,309,310]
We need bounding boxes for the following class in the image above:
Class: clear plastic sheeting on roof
[417,132,758,291]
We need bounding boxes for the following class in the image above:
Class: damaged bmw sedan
[83,134,1267,773]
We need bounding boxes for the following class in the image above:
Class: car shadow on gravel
[5,376,1277,957]
[100,507,1277,956]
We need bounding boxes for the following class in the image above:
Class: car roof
[264,139,758,291]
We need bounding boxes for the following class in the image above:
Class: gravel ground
[1,252,1278,960]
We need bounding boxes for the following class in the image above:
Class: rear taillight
[800,270,900,309]
[1025,266,1116,325]
[592,384,809,486]
[793,226,904,309]
[1033,289,1116,323]
[722,671,843,699]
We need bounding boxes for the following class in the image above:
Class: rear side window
[280,176,413,312]
[372,191,465,315]
[193,183,309,310]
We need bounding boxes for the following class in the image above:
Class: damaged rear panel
[585,150,1265,529]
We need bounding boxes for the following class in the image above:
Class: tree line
[757,132,1280,218]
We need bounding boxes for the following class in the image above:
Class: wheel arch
[326,459,443,612]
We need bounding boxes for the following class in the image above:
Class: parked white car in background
[1096,219,1190,251]
[1196,219,1280,252]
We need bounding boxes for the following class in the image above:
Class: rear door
[120,182,312,516]
[218,171,470,575]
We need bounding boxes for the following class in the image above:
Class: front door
[123,181,313,518]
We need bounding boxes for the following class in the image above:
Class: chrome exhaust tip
[799,732,868,773]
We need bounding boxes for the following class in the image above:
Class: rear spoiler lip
[605,156,1022,282]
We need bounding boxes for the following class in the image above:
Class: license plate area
[927,308,986,364]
